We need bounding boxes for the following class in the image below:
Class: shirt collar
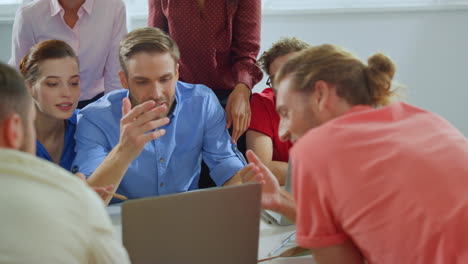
[49,0,63,17]
[344,104,374,116]
[49,0,94,17]
[169,82,182,118]
[81,0,94,15]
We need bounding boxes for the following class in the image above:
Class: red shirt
[293,102,468,263]
[249,88,292,162]
[148,0,263,90]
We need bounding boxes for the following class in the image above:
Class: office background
[0,0,467,136]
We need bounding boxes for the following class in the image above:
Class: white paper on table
[265,255,314,264]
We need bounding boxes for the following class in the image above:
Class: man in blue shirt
[72,27,246,204]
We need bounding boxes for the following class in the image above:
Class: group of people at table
[0,0,467,263]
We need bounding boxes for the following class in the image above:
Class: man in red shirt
[247,37,309,184]
[243,44,468,263]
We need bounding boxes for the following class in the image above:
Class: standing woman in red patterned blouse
[148,0,263,144]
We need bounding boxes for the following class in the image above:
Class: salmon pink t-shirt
[292,102,468,263]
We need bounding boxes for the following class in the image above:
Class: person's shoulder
[384,102,461,134]
[387,102,432,117]
[80,89,126,117]
[251,88,275,106]
[0,148,104,221]
[341,102,426,122]
[0,148,84,192]
[97,0,124,4]
[293,128,323,154]
[259,87,275,99]
[292,102,432,158]
[67,109,79,125]
[94,0,125,10]
[177,81,212,94]
[177,81,216,101]
[328,102,437,133]
[292,117,346,163]
[16,0,47,16]
[100,0,125,5]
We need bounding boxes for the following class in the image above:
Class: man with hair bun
[243,44,468,263]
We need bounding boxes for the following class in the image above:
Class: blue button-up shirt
[36,110,78,171]
[72,82,245,203]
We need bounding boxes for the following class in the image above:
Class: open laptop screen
[122,183,262,264]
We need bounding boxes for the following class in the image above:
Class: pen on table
[104,190,128,201]
[268,231,296,257]
[258,246,309,263]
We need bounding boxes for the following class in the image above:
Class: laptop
[122,183,262,264]
[261,159,293,226]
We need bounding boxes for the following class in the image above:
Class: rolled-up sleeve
[292,148,350,249]
[202,91,245,186]
[148,0,168,31]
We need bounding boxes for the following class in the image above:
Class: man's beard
[128,93,176,119]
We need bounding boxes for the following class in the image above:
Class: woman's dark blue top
[36,110,78,171]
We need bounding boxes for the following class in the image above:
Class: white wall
[1,7,467,135]
[0,23,13,63]
[259,9,468,136]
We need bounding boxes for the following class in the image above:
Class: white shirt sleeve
[84,189,130,264]
[9,6,35,67]
[103,0,127,93]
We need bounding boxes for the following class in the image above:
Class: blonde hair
[275,44,397,106]
[0,62,31,124]
[119,27,180,75]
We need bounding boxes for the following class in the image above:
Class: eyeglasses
[266,77,272,87]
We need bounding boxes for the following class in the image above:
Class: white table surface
[107,205,314,263]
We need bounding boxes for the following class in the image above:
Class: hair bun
[367,53,395,79]
[19,52,30,77]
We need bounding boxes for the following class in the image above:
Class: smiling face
[28,57,80,120]
[119,52,178,119]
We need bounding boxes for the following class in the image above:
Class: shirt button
[160,182,164,187]
[159,158,164,162]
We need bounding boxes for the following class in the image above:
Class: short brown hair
[0,62,31,124]
[119,27,180,75]
[258,37,310,74]
[19,39,77,85]
[276,44,397,106]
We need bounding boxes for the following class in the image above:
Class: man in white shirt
[0,62,129,263]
